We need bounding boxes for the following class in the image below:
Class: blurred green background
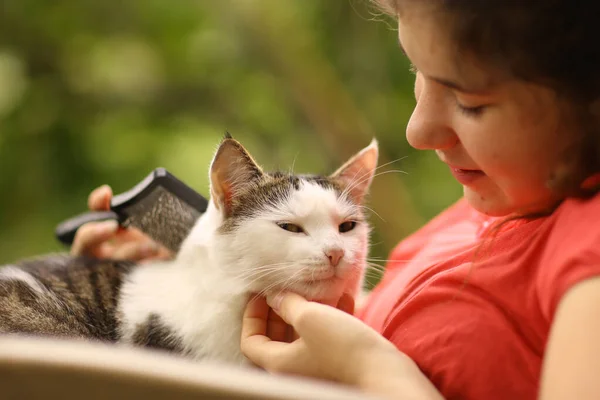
[0,0,462,286]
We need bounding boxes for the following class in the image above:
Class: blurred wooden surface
[0,336,379,400]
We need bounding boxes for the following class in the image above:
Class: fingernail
[140,242,159,256]
[95,220,119,234]
[267,293,284,312]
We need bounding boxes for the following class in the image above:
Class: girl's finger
[112,226,159,243]
[241,312,304,372]
[150,246,175,261]
[88,185,112,211]
[337,292,355,315]
[71,220,119,256]
[110,240,161,261]
[267,292,363,343]
[111,229,174,260]
[266,292,312,329]
[266,308,294,343]
[241,295,299,356]
[241,295,269,340]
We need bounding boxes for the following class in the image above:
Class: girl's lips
[448,166,486,185]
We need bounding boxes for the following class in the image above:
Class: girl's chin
[463,186,558,217]
[463,187,514,217]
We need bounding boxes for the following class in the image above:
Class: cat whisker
[270,266,318,298]
[365,265,387,272]
[237,260,299,273]
[346,161,408,188]
[346,156,409,192]
[254,266,306,298]
[365,260,388,268]
[236,261,301,288]
[256,278,291,299]
[373,156,409,173]
[364,262,384,271]
[289,152,300,175]
[337,158,381,203]
[365,268,386,276]
[363,270,385,281]
[239,269,285,289]
[339,156,409,202]
[366,257,414,263]
[235,265,286,281]
[340,168,407,210]
[353,204,385,222]
[237,263,294,275]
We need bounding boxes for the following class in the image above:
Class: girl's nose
[406,75,458,151]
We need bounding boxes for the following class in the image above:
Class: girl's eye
[339,221,356,233]
[277,222,304,234]
[456,102,487,118]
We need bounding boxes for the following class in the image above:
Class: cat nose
[325,248,345,267]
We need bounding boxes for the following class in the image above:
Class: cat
[0,135,379,365]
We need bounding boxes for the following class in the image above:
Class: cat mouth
[302,272,338,284]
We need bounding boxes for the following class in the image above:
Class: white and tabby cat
[0,135,378,365]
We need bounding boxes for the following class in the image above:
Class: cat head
[204,134,378,301]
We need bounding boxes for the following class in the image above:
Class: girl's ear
[209,134,263,216]
[330,139,379,204]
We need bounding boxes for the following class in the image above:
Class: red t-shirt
[358,193,600,400]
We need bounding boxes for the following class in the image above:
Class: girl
[74,1,600,399]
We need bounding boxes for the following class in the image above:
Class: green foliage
[0,1,462,285]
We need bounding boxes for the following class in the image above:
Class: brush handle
[55,211,120,246]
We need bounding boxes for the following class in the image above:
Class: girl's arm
[539,276,600,400]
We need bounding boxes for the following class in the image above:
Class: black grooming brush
[55,168,209,253]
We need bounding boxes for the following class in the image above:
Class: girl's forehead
[397,8,505,94]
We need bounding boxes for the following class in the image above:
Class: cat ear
[209,135,263,216]
[330,139,379,204]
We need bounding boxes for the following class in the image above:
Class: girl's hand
[70,185,173,262]
[241,292,444,399]
[241,291,393,383]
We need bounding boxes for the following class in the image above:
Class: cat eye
[339,221,356,233]
[277,222,305,234]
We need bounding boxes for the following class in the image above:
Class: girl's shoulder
[550,192,600,232]
[535,192,600,320]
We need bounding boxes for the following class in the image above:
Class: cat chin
[267,278,346,302]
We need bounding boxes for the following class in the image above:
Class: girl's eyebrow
[400,39,490,95]
[432,76,478,94]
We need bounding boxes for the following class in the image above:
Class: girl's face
[398,6,579,216]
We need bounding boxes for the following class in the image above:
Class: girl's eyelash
[456,102,487,118]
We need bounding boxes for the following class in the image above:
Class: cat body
[118,242,251,362]
[0,255,132,340]
[0,136,379,365]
